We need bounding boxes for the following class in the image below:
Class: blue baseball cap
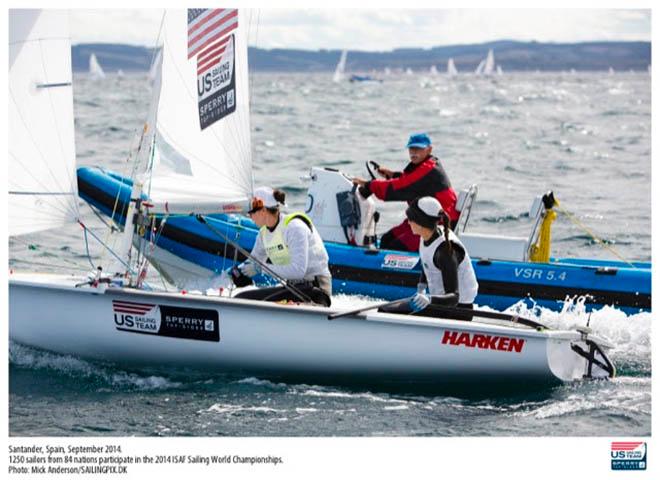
[406,133,432,148]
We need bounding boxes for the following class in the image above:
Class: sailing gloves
[239,260,261,278]
[409,283,431,312]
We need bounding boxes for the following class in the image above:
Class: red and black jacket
[364,156,459,221]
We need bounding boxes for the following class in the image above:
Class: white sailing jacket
[251,213,331,281]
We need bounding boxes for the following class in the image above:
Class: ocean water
[8,71,651,436]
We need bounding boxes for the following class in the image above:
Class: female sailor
[383,196,478,320]
[231,186,332,306]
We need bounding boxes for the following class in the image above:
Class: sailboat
[9,9,616,389]
[429,65,438,75]
[447,58,458,76]
[405,67,413,75]
[88,52,106,79]
[333,50,347,83]
[474,49,495,76]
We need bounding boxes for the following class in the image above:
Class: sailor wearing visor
[380,196,478,320]
[231,186,332,306]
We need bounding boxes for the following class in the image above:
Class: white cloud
[67,8,651,50]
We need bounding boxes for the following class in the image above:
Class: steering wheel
[366,161,380,180]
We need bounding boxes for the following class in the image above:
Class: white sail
[333,50,347,83]
[496,65,503,75]
[447,58,458,76]
[483,49,495,75]
[429,65,438,75]
[384,67,391,76]
[474,59,485,75]
[89,53,106,79]
[405,67,413,75]
[146,9,253,214]
[117,69,124,77]
[148,48,162,83]
[8,9,79,236]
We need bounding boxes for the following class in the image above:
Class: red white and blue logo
[611,441,647,470]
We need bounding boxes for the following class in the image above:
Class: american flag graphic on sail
[189,8,238,129]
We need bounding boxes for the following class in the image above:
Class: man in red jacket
[353,133,459,252]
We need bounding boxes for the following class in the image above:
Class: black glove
[358,184,372,199]
[230,266,253,288]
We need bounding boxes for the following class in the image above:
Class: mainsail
[333,50,347,83]
[8,9,79,236]
[89,53,106,79]
[145,9,253,214]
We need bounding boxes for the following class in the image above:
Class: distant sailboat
[384,67,391,76]
[429,65,438,75]
[405,67,413,75]
[117,69,124,77]
[88,53,105,79]
[475,49,495,76]
[496,65,503,76]
[333,50,348,83]
[447,58,458,76]
[608,67,615,75]
[483,49,495,75]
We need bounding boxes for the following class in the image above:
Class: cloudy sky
[66,7,651,51]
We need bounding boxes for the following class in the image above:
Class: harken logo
[611,441,647,470]
[441,330,525,353]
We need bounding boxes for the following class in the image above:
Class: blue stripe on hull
[77,167,651,313]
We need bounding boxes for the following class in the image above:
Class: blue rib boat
[77,166,651,314]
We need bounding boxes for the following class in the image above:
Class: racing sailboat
[9,9,615,389]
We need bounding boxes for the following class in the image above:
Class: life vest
[260,212,315,266]
[418,229,478,303]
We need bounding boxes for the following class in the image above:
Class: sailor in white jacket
[231,186,332,306]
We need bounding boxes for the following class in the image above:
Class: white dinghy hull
[10,273,613,389]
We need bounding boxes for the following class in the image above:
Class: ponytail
[441,211,452,254]
[273,189,286,204]
[266,189,287,214]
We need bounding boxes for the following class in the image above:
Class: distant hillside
[72,40,651,73]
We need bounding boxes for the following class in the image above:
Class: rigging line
[82,226,97,269]
[38,36,80,220]
[81,200,120,233]
[78,222,144,280]
[7,107,75,217]
[158,28,252,190]
[555,204,637,268]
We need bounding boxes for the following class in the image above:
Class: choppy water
[9,71,652,436]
